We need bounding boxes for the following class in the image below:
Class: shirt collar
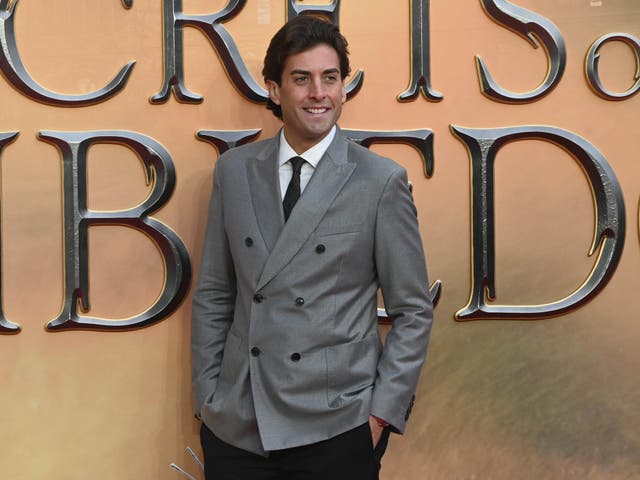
[278,125,337,168]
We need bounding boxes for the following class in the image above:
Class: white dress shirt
[277,126,337,200]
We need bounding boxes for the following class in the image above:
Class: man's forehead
[283,44,341,73]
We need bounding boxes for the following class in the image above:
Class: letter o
[586,32,640,100]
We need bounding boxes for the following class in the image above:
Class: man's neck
[279,126,337,166]
[282,127,337,155]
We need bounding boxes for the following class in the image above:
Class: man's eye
[325,75,338,82]
[294,76,308,84]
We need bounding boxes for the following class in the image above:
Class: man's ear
[341,83,346,104]
[267,80,281,105]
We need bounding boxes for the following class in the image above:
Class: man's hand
[368,415,385,448]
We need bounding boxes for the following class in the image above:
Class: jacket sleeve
[191,160,237,417]
[369,166,433,433]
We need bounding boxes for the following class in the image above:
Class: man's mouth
[304,107,329,114]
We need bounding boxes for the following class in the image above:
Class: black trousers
[200,422,390,480]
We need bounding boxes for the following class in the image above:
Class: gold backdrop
[1,1,639,479]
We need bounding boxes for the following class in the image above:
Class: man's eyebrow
[289,69,311,76]
[288,68,340,75]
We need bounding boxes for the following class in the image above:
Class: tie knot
[289,156,305,174]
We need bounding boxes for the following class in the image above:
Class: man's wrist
[371,415,389,428]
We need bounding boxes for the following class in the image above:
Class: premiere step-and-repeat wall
[1,1,639,478]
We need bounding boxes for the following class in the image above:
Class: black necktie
[283,156,305,221]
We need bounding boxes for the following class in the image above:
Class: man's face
[267,43,347,154]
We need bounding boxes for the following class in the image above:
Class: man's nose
[308,78,326,99]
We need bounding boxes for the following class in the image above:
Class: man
[192,15,433,479]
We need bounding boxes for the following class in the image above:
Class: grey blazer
[191,128,433,456]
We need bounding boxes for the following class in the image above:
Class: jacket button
[404,395,415,420]
[251,347,261,357]
[295,297,304,306]
[290,352,301,362]
[253,293,264,303]
[315,244,326,254]
[245,237,253,247]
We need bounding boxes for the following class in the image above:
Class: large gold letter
[0,132,20,334]
[475,0,566,103]
[0,0,135,106]
[586,33,640,101]
[452,125,625,320]
[40,131,191,331]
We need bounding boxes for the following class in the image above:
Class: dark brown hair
[262,15,351,118]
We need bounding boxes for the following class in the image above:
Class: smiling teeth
[307,108,327,113]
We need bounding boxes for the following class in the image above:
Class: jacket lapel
[256,131,356,291]
[247,137,284,253]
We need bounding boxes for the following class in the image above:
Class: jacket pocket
[316,222,363,236]
[326,334,382,408]
[211,328,244,408]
